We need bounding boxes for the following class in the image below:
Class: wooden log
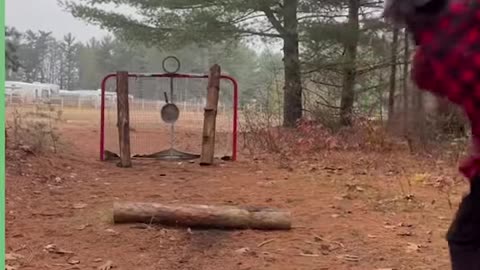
[116,71,132,168]
[113,202,292,230]
[200,64,221,165]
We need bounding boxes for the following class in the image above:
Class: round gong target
[161,103,180,124]
[162,56,181,74]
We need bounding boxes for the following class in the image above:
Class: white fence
[5,92,229,114]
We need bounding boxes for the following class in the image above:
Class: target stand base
[104,150,232,162]
[104,149,200,161]
[133,148,200,161]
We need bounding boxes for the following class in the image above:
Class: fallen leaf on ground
[355,186,365,192]
[337,254,360,262]
[68,258,81,265]
[72,203,87,209]
[299,252,320,257]
[397,231,413,237]
[258,239,275,248]
[105,228,119,235]
[13,245,26,252]
[44,244,74,255]
[312,234,345,249]
[412,173,430,184]
[6,253,24,261]
[75,224,91,231]
[98,260,114,270]
[235,247,252,255]
[406,242,420,253]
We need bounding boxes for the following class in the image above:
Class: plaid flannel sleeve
[460,99,480,179]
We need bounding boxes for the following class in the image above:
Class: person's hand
[460,156,480,180]
[459,135,480,180]
[472,135,480,156]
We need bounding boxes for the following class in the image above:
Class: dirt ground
[5,117,469,270]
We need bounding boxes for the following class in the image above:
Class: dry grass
[6,104,62,154]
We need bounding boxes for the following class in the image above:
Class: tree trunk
[377,72,385,122]
[402,30,410,136]
[388,27,399,127]
[339,0,360,126]
[412,86,426,144]
[282,0,302,127]
[40,65,46,83]
[59,60,66,89]
[113,202,292,230]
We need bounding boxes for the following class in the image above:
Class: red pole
[221,75,239,161]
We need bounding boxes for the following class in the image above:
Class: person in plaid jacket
[384,0,480,268]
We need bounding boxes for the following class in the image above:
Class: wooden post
[200,64,221,165]
[116,71,132,168]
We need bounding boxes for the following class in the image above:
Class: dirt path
[6,122,464,270]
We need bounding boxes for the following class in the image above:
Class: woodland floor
[5,119,468,270]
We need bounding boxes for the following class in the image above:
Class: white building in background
[6,81,134,109]
[6,81,60,103]
[58,89,134,109]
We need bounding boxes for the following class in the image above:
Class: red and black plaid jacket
[411,0,480,179]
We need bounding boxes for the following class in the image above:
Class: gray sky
[6,0,109,42]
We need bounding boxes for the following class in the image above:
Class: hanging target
[161,104,179,124]
[160,103,180,124]
[161,92,180,124]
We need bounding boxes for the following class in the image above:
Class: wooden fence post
[116,71,132,168]
[200,64,221,165]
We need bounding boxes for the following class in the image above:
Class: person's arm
[415,0,448,15]
[460,105,480,180]
[472,132,480,157]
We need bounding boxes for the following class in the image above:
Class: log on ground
[113,202,291,230]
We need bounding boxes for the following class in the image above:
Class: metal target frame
[99,58,239,162]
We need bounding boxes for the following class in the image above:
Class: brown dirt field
[5,115,469,270]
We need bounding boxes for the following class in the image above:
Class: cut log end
[113,202,291,230]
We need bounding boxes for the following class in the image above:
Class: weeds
[8,103,63,154]
[241,109,400,157]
